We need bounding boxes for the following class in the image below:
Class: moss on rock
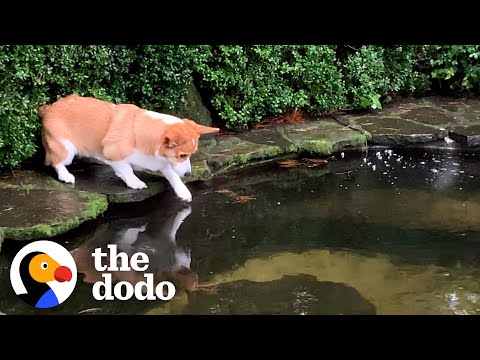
[0,189,108,241]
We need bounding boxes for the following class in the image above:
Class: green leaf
[370,94,382,110]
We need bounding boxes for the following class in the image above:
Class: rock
[352,116,448,146]
[4,95,480,242]
[399,106,456,126]
[281,119,369,154]
[0,169,67,191]
[196,120,369,174]
[339,96,480,149]
[0,188,107,241]
[183,159,212,182]
[182,274,376,315]
[448,125,480,147]
[160,81,213,126]
[199,135,285,173]
[68,164,169,203]
[236,128,294,148]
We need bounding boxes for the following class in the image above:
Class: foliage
[382,45,430,95]
[0,45,479,169]
[0,45,201,169]
[125,45,212,110]
[196,45,346,130]
[426,45,480,92]
[342,45,430,110]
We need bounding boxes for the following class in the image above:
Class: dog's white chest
[126,151,168,171]
[92,150,167,171]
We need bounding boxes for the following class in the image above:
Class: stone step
[2,95,480,242]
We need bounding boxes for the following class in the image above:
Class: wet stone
[441,104,461,113]
[379,100,425,117]
[199,136,285,171]
[282,119,368,154]
[236,128,294,148]
[462,97,480,108]
[416,96,464,109]
[449,125,480,147]
[358,117,442,135]
[460,108,480,123]
[183,159,212,182]
[0,188,107,241]
[197,138,218,153]
[354,117,447,146]
[0,170,66,191]
[399,107,455,126]
[182,274,376,315]
[68,164,168,203]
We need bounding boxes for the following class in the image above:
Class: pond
[2,146,480,315]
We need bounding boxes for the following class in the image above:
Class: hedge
[0,45,479,170]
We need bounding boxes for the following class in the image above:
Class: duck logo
[10,240,77,309]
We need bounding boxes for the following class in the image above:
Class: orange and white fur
[39,94,219,202]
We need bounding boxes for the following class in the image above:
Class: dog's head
[157,119,219,177]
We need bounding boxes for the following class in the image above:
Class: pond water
[2,147,480,315]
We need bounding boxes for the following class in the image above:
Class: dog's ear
[185,119,220,135]
[196,124,220,135]
[164,136,179,148]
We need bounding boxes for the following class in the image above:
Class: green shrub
[426,45,480,92]
[40,45,136,103]
[342,45,431,110]
[382,45,431,95]
[282,45,347,115]
[197,45,346,130]
[343,45,389,110]
[0,45,138,169]
[0,45,202,169]
[1,44,479,170]
[126,45,212,111]
[0,46,50,169]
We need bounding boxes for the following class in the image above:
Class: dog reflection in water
[70,198,198,295]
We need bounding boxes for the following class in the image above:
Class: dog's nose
[184,172,192,177]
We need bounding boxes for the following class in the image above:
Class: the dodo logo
[10,240,77,309]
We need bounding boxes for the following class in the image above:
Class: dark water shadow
[183,274,377,315]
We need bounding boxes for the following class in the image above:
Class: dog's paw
[176,187,192,202]
[58,173,75,184]
[127,179,148,190]
[178,206,192,218]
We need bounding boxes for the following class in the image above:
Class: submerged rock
[182,274,376,315]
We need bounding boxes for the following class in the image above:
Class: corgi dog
[39,94,219,202]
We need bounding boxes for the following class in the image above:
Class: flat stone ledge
[3,95,480,241]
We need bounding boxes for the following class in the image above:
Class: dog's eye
[180,154,188,159]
